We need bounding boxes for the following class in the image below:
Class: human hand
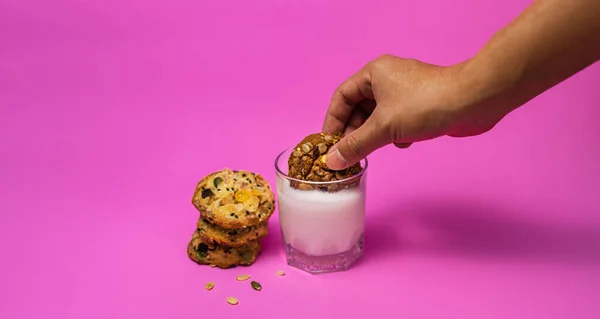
[322,54,510,170]
[323,0,600,171]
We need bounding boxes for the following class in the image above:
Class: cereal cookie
[196,217,269,247]
[288,132,363,191]
[191,168,275,229]
[187,229,262,269]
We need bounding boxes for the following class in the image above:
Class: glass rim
[274,147,369,185]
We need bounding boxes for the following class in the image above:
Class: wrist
[459,54,523,110]
[439,56,525,137]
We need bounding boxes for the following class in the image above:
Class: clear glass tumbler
[274,148,368,274]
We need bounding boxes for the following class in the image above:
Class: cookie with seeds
[191,168,275,229]
[187,229,262,269]
[288,132,363,192]
[195,217,269,247]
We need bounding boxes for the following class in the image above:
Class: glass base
[283,235,364,274]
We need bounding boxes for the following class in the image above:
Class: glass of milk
[274,147,368,274]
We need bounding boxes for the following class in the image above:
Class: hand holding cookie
[322,54,502,170]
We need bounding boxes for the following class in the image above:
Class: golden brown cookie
[288,132,363,192]
[187,229,262,269]
[191,168,275,229]
[196,217,269,247]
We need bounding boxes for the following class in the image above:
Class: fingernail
[326,148,348,170]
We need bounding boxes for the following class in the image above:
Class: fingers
[343,101,374,135]
[326,116,388,170]
[322,65,374,134]
[343,110,366,136]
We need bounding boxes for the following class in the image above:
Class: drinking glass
[274,148,368,274]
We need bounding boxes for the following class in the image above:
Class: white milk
[277,178,365,256]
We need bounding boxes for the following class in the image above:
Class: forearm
[461,0,600,114]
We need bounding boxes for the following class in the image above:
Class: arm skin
[323,0,600,170]
[451,0,600,137]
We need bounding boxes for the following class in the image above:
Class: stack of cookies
[187,168,276,269]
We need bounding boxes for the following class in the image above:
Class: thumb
[326,118,388,170]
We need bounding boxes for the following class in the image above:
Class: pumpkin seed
[226,297,238,305]
[204,282,215,290]
[213,177,223,188]
[236,274,251,281]
[251,281,262,291]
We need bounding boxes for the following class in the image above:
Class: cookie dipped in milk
[274,132,368,274]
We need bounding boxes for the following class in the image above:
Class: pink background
[1,0,600,318]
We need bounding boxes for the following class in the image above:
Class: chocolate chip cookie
[288,132,363,191]
[191,168,275,229]
[187,229,262,269]
[195,217,269,247]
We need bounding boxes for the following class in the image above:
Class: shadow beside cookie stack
[187,168,276,269]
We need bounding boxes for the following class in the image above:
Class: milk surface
[277,178,365,256]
